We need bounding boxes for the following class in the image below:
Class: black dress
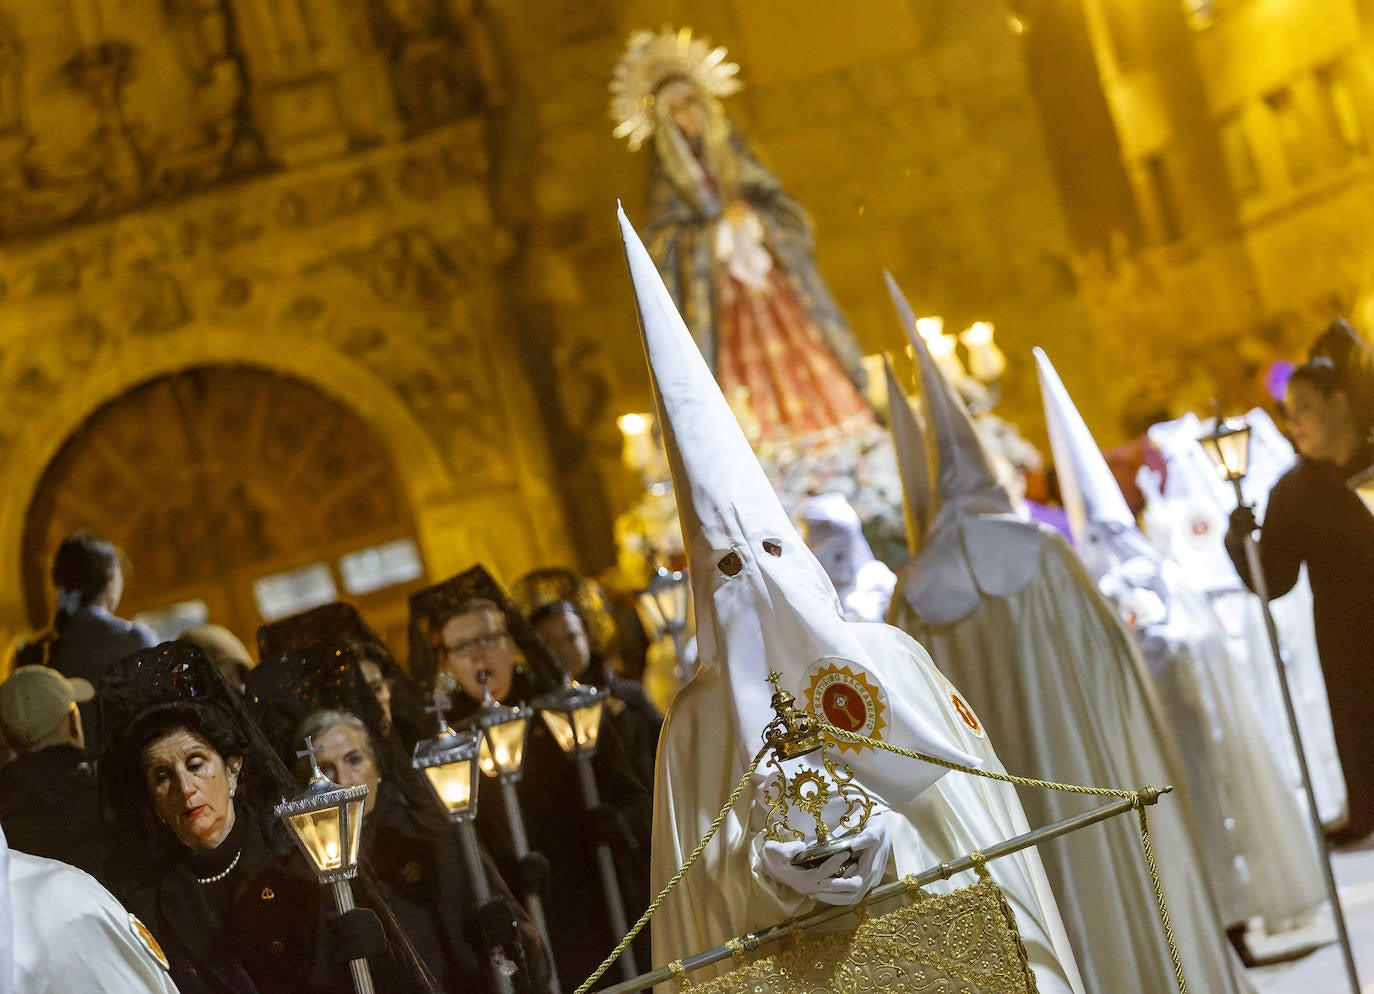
[364,779,554,994]
[1227,446,1374,839]
[121,808,427,994]
[450,676,654,990]
[122,811,340,994]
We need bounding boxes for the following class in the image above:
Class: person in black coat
[0,666,107,877]
[18,531,157,681]
[99,642,432,994]
[511,568,662,796]
[1227,354,1374,843]
[15,532,157,750]
[410,566,654,990]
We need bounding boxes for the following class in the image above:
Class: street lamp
[1198,412,1360,994]
[276,736,374,994]
[532,679,638,982]
[471,682,553,953]
[412,695,517,994]
[637,564,692,683]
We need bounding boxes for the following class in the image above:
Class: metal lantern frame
[411,706,518,994]
[412,719,483,823]
[475,697,533,783]
[469,690,554,952]
[638,564,693,685]
[276,738,374,994]
[533,679,637,981]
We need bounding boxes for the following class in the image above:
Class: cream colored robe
[891,530,1255,994]
[650,622,1082,994]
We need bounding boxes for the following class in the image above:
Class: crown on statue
[609,26,742,151]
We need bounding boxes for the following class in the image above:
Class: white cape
[651,622,1083,994]
[891,528,1254,994]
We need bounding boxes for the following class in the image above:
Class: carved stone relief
[0,121,514,490]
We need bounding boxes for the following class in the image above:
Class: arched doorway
[23,365,425,656]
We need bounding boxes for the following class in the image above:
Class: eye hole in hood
[762,539,783,557]
[717,551,744,576]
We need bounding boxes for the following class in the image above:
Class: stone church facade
[4,0,1374,653]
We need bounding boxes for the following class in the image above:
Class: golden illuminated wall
[17,0,1361,648]
[1047,0,1374,428]
[0,0,574,648]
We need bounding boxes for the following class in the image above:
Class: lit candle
[924,333,967,386]
[961,321,1006,381]
[915,316,945,342]
[617,412,656,473]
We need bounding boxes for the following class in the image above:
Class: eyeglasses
[442,630,510,659]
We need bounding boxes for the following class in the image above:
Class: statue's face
[661,83,705,142]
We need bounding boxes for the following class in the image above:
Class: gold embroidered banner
[684,872,1037,994]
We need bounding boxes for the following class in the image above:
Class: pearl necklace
[195,848,242,885]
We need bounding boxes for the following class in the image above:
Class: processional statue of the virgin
[610,29,903,573]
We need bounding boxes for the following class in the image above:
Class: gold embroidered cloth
[685,874,1038,994]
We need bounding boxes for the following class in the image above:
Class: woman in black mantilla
[409,566,654,990]
[511,568,662,793]
[244,631,553,994]
[99,641,433,994]
[1227,335,1374,844]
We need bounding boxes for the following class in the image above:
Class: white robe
[8,850,181,994]
[650,622,1082,994]
[1135,574,1324,928]
[891,527,1254,994]
[1145,411,1347,825]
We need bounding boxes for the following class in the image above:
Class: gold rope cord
[575,718,1187,994]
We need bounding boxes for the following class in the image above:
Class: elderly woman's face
[310,723,381,817]
[142,728,241,850]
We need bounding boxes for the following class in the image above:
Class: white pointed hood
[885,273,1044,624]
[1034,347,1163,581]
[619,206,975,803]
[885,273,1012,521]
[883,356,935,555]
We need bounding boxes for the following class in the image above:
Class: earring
[230,786,236,798]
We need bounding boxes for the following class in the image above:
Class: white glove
[759,813,892,906]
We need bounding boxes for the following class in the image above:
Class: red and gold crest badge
[803,661,888,754]
[946,684,985,739]
[130,913,170,971]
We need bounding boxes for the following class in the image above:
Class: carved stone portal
[23,365,420,647]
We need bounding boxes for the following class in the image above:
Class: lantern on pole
[637,564,692,683]
[412,694,518,994]
[532,679,638,981]
[276,736,373,994]
[471,679,553,951]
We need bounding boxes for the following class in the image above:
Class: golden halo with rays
[609,26,742,151]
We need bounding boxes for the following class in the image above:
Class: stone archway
[23,365,424,651]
